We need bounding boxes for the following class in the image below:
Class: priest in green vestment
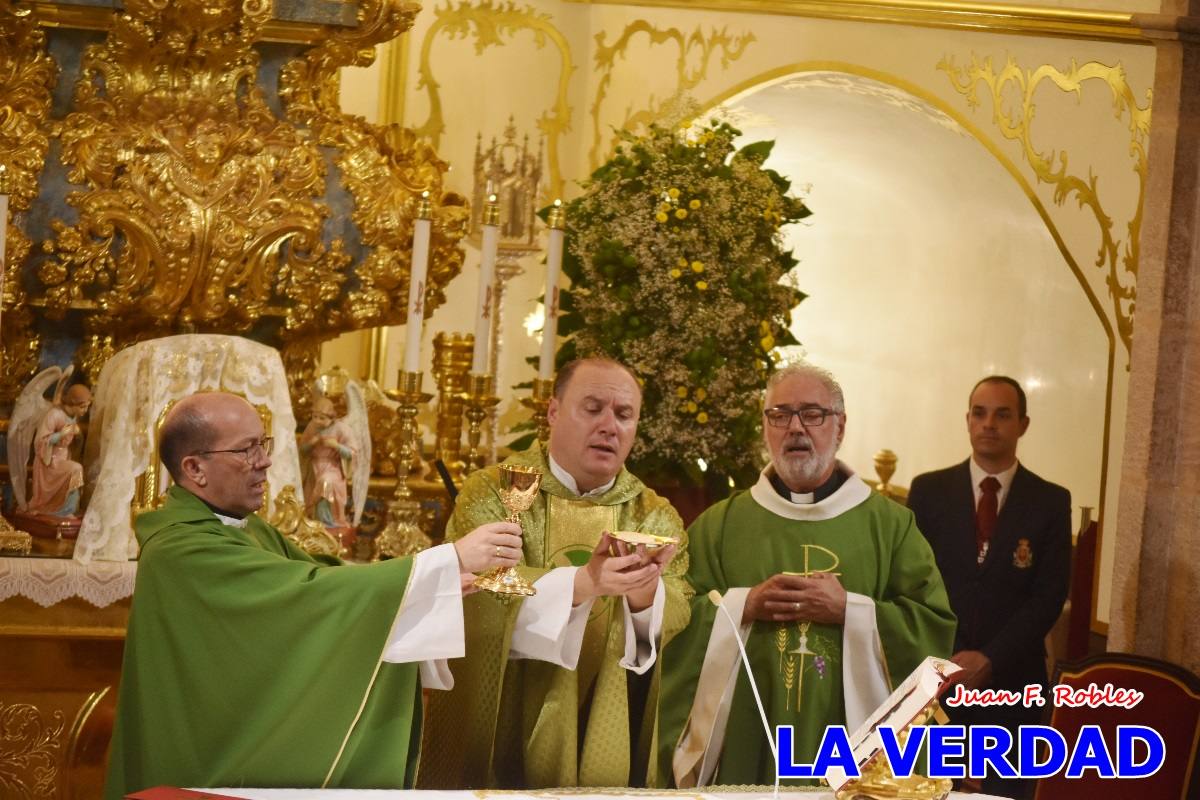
[658,362,956,787]
[105,392,524,799]
[418,358,693,789]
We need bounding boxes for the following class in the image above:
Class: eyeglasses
[763,406,838,428]
[196,436,274,464]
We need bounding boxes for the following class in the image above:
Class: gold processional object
[835,700,953,800]
[474,463,540,596]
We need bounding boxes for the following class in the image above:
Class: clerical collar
[548,453,615,498]
[769,468,847,505]
[196,496,249,528]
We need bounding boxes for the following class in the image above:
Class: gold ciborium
[474,464,540,596]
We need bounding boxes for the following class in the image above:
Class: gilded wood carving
[939,54,1149,356]
[414,0,574,201]
[0,1,54,401]
[0,701,65,797]
[41,0,347,337]
[280,0,468,330]
[0,0,463,403]
[588,21,755,170]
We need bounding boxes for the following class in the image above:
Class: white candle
[538,200,565,379]
[403,192,433,374]
[471,194,500,375]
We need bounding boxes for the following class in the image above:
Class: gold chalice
[474,464,541,596]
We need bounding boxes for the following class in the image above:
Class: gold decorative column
[377,370,434,558]
[430,332,473,483]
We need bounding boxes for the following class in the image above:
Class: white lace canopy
[74,334,303,563]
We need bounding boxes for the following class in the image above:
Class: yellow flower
[696,412,709,424]
[656,211,669,223]
[676,386,689,398]
[675,208,688,220]
[689,199,701,210]
[687,401,698,413]
[761,334,776,352]
[678,256,689,267]
[691,261,704,273]
[669,268,682,279]
[759,320,771,334]
[696,280,708,290]
[694,387,707,401]
[668,187,680,199]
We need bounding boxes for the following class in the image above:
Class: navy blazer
[908,460,1071,691]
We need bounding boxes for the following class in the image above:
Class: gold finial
[874,448,897,489]
[415,190,433,220]
[482,193,500,227]
[547,198,565,230]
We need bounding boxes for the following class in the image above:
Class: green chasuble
[657,465,955,787]
[417,447,692,789]
[105,486,422,799]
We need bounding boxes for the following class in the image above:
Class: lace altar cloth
[0,556,136,608]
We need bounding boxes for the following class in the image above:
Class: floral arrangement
[548,119,811,488]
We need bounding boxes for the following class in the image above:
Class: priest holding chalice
[418,357,691,790]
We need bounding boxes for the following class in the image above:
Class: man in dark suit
[908,376,1071,799]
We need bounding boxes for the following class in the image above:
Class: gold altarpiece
[0,1,462,795]
[0,0,468,411]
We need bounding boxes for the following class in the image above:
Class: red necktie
[976,476,1001,565]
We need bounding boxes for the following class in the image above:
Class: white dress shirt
[969,458,1019,512]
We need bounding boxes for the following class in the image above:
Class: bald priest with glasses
[105,392,524,799]
[657,363,955,787]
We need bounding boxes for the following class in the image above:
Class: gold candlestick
[431,332,474,483]
[463,372,499,474]
[520,376,555,445]
[474,463,539,596]
[377,370,434,558]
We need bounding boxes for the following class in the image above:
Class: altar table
[202,791,1006,800]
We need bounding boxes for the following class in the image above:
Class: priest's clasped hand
[743,572,847,625]
[453,521,524,573]
[572,531,673,612]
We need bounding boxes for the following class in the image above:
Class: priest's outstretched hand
[453,521,524,573]
[743,571,847,625]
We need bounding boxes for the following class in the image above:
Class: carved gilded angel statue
[8,366,93,518]
[299,380,370,549]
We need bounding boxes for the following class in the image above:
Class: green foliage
[552,120,810,488]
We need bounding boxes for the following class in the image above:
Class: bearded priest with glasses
[656,362,955,787]
[105,391,524,799]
